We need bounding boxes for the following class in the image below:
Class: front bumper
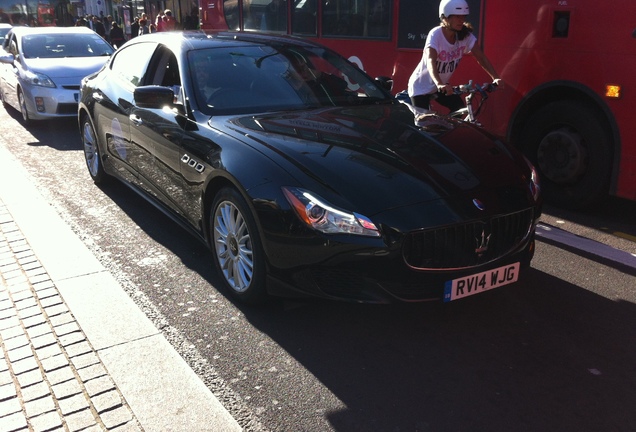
[266,231,536,304]
[22,84,80,120]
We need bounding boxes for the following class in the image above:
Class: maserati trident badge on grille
[475,225,491,256]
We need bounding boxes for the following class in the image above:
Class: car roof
[128,30,323,52]
[8,26,95,36]
[0,23,12,28]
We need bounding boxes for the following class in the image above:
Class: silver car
[0,26,113,125]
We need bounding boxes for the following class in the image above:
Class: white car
[0,26,113,125]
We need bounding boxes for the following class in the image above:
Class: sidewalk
[0,145,241,431]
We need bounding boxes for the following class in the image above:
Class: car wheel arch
[78,108,90,130]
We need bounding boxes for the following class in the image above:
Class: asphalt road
[2,108,636,432]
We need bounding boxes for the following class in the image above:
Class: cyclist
[408,0,503,112]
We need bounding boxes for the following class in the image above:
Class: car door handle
[129,114,143,126]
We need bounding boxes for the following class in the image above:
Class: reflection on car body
[0,26,113,125]
[78,31,541,304]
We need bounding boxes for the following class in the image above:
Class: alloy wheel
[213,200,254,293]
[83,120,100,178]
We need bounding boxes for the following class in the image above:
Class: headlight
[524,156,541,201]
[282,187,380,237]
[24,70,56,88]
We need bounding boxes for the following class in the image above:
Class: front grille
[56,103,78,115]
[403,208,535,270]
[62,85,81,91]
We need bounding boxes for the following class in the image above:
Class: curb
[0,143,241,431]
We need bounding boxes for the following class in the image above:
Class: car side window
[146,46,182,103]
[8,35,17,56]
[110,42,157,88]
[147,47,180,86]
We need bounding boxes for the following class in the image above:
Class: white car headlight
[24,70,56,88]
[283,187,380,237]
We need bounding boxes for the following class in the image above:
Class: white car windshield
[22,33,114,59]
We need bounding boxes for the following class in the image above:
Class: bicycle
[447,80,498,126]
[396,80,498,130]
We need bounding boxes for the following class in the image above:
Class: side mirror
[0,51,15,65]
[134,85,176,109]
[374,76,394,92]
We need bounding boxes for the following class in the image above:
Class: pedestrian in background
[138,18,150,35]
[91,15,106,38]
[162,9,177,31]
[130,17,139,39]
[103,15,113,42]
[155,12,165,31]
[110,22,126,48]
[183,8,199,30]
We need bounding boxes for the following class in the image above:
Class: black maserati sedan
[78,31,541,304]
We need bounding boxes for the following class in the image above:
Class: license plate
[443,262,520,302]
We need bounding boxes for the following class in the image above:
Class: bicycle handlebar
[452,81,498,98]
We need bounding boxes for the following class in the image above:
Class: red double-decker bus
[199,0,636,209]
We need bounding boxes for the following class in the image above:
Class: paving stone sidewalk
[0,200,142,432]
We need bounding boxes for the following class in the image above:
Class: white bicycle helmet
[439,0,470,18]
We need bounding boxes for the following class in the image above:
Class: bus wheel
[518,100,611,210]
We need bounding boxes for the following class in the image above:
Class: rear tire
[518,100,612,209]
[210,187,267,304]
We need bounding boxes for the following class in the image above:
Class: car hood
[226,104,534,219]
[23,57,109,80]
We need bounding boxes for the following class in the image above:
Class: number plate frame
[443,262,520,302]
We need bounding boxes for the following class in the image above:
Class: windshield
[21,33,114,59]
[188,44,393,115]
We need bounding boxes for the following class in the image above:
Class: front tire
[518,100,612,209]
[81,115,110,184]
[18,88,31,126]
[0,86,8,108]
[210,187,267,304]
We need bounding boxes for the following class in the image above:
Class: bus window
[223,0,240,30]
[292,0,317,35]
[397,0,480,49]
[258,0,288,31]
[322,0,391,38]
[221,0,390,37]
